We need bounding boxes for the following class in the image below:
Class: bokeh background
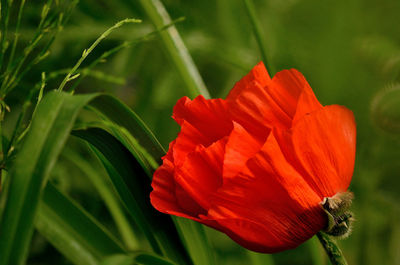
[4,0,400,264]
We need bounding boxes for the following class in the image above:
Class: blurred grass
[1,0,400,264]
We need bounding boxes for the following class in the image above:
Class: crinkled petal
[173,96,232,146]
[150,141,198,218]
[207,132,325,253]
[226,65,322,141]
[223,122,262,181]
[227,80,281,140]
[175,137,227,211]
[289,105,356,197]
[227,61,271,101]
[173,121,209,167]
[266,69,322,124]
[292,78,323,124]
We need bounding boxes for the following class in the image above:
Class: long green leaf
[101,253,176,265]
[0,90,213,265]
[137,0,210,99]
[89,95,165,163]
[0,91,97,265]
[73,127,192,265]
[61,147,139,250]
[247,251,275,265]
[36,183,126,265]
[88,97,217,265]
[0,91,160,264]
[172,218,216,265]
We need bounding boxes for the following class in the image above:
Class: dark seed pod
[321,191,354,238]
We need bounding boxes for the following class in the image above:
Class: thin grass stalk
[1,0,78,96]
[7,16,168,158]
[0,0,54,96]
[0,0,13,69]
[316,232,348,265]
[67,17,183,93]
[138,0,210,99]
[57,18,141,92]
[242,0,274,74]
[5,0,26,73]
[5,73,46,161]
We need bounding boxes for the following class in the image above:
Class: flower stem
[316,232,348,265]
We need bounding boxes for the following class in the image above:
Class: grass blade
[173,218,216,265]
[88,95,217,265]
[247,251,275,265]
[36,183,126,265]
[57,18,141,92]
[73,127,192,265]
[89,95,165,163]
[102,253,176,265]
[0,91,96,265]
[62,147,139,250]
[137,0,210,98]
[242,0,274,74]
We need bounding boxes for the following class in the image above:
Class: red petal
[223,122,263,181]
[151,141,208,220]
[290,105,356,198]
[175,138,227,211]
[292,77,323,124]
[227,80,281,140]
[207,132,325,253]
[226,67,322,141]
[266,69,322,123]
[226,62,275,140]
[173,96,232,146]
[227,61,271,100]
[173,121,209,167]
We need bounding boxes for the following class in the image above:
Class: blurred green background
[3,0,400,264]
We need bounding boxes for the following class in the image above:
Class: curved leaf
[73,127,192,265]
[37,183,126,265]
[0,91,97,265]
[101,253,176,265]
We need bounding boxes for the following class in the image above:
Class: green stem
[242,0,274,74]
[57,18,141,91]
[0,0,13,69]
[67,17,183,93]
[138,0,210,99]
[5,0,26,73]
[317,232,348,265]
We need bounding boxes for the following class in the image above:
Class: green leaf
[173,218,216,265]
[72,127,192,265]
[133,253,177,265]
[89,95,165,164]
[101,253,176,265]
[0,91,164,264]
[137,0,210,99]
[36,183,126,265]
[247,250,275,265]
[61,147,139,250]
[0,91,97,265]
[0,89,213,265]
[84,94,217,265]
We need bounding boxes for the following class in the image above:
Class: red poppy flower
[150,62,356,253]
